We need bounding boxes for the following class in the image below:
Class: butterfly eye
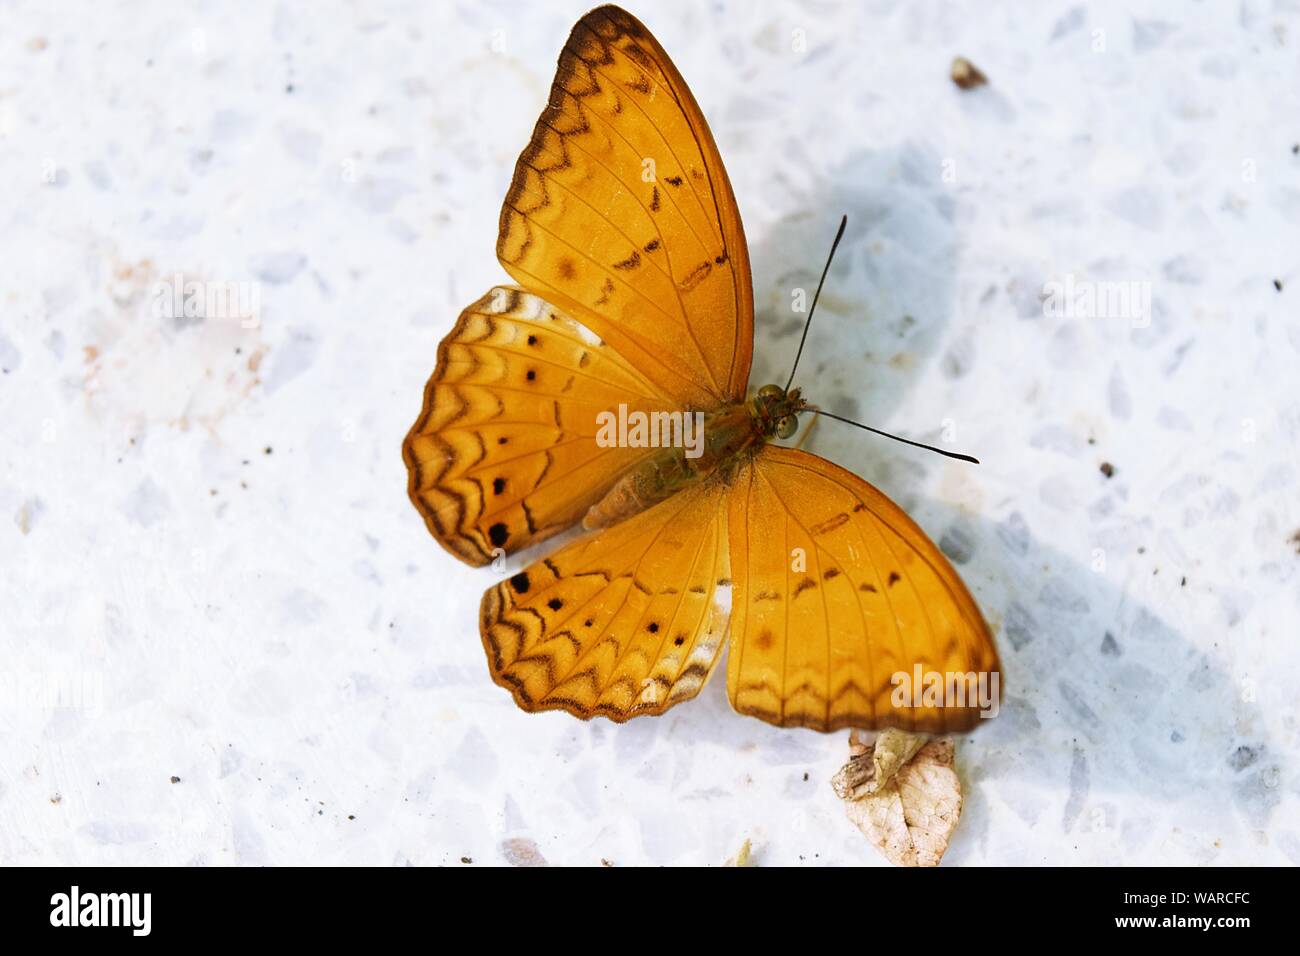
[774,415,798,439]
[757,384,784,401]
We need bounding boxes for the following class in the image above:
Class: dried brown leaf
[831,728,925,799]
[836,735,962,867]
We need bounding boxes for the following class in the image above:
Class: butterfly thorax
[581,386,806,531]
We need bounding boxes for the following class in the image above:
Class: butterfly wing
[497,4,754,406]
[481,476,732,720]
[726,445,1002,733]
[404,287,670,565]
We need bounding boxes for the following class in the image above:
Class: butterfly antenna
[807,408,980,464]
[783,214,848,393]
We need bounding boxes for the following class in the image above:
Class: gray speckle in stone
[356,178,413,215]
[1106,187,1165,231]
[1163,339,1193,376]
[1133,19,1178,52]
[0,331,22,373]
[1162,255,1204,284]
[1129,607,1165,641]
[219,747,243,778]
[448,727,498,788]
[83,159,112,189]
[1228,745,1259,772]
[1186,654,1222,692]
[1049,6,1086,41]
[249,252,307,285]
[1030,424,1085,455]
[148,214,204,240]
[938,521,974,564]
[1157,406,1193,431]
[210,109,256,143]
[232,810,267,864]
[1108,364,1131,419]
[1100,631,1120,656]
[80,821,151,845]
[1003,601,1036,650]
[1039,577,1090,614]
[279,124,322,164]
[264,328,320,393]
[1058,680,1100,726]
[1062,746,1089,832]
[44,329,65,358]
[760,734,822,766]
[1232,764,1281,826]
[1278,832,1300,865]
[122,478,171,527]
[940,331,974,379]
[997,511,1029,556]
[277,587,325,627]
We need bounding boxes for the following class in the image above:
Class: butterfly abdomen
[582,447,693,530]
[582,401,765,530]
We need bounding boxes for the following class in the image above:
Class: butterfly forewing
[496,4,754,406]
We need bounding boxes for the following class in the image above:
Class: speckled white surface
[2,0,1298,866]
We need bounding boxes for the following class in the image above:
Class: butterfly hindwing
[403,286,671,565]
[726,445,1002,733]
[497,4,754,406]
[480,476,731,720]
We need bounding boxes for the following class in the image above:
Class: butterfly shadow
[745,145,962,426]
[650,476,1270,863]
[643,146,1273,857]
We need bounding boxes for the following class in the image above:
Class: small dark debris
[1274,279,1283,292]
[1180,576,1187,586]
[460,856,473,864]
[170,775,181,784]
[802,772,809,781]
[1099,462,1115,478]
[264,446,273,455]
[950,56,988,90]
[347,814,356,820]
[1289,529,1300,555]
[1228,745,1259,771]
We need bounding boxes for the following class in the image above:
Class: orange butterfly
[404,5,1001,733]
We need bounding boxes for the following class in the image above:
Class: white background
[2,0,1297,865]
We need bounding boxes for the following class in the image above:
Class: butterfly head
[753,383,807,440]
